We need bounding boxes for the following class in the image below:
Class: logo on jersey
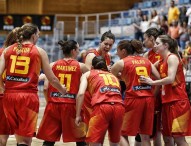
[50,92,76,99]
[6,75,29,82]
[133,85,151,91]
[100,86,120,93]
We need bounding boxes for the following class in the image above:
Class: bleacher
[0,0,191,63]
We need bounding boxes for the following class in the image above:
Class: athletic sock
[76,141,87,146]
[42,141,55,146]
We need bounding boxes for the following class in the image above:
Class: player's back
[4,43,41,92]
[48,59,82,103]
[122,56,153,98]
[88,69,122,107]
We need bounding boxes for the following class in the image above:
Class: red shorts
[3,92,39,137]
[82,91,92,125]
[0,96,13,135]
[162,99,191,137]
[37,103,86,142]
[121,97,154,136]
[86,103,125,144]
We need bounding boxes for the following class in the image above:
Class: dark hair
[17,23,38,51]
[145,28,165,39]
[158,35,179,56]
[58,40,78,56]
[92,56,108,71]
[3,27,20,48]
[101,30,115,42]
[117,39,143,55]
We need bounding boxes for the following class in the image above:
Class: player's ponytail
[130,39,143,54]
[92,56,108,71]
[58,40,78,56]
[3,27,20,48]
[16,27,24,54]
[117,39,143,55]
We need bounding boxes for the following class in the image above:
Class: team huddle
[0,23,190,146]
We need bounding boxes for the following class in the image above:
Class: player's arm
[140,55,179,85]
[150,62,161,97]
[75,71,90,126]
[37,47,66,95]
[111,60,124,79]
[151,63,160,80]
[42,62,55,103]
[154,60,159,68]
[0,50,6,93]
[38,73,46,82]
[43,76,49,103]
[143,51,149,59]
[79,62,89,74]
[85,53,96,70]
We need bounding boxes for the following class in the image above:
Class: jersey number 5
[10,55,30,75]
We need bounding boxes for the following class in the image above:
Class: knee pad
[42,141,55,146]
[135,134,141,142]
[76,141,87,146]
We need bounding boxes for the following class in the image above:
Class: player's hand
[0,87,5,94]
[61,84,67,95]
[139,76,154,85]
[38,73,45,82]
[107,65,112,72]
[75,116,82,126]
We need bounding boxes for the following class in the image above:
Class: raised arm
[79,62,89,74]
[84,53,96,70]
[111,60,124,78]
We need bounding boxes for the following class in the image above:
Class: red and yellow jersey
[121,56,153,98]
[85,49,111,66]
[87,70,123,107]
[148,49,161,64]
[158,54,188,103]
[4,43,41,93]
[48,59,82,103]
